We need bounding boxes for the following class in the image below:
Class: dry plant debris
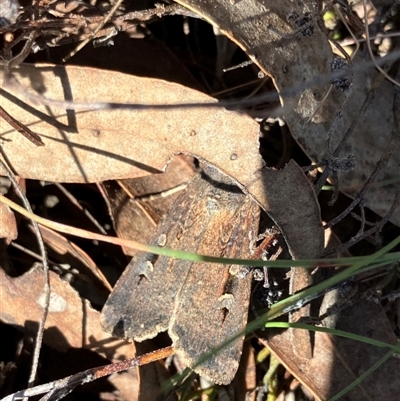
[1,1,400,401]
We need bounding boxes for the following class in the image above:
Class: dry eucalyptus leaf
[0,265,135,362]
[38,224,108,282]
[0,63,262,184]
[175,0,344,130]
[175,0,400,227]
[297,53,400,227]
[265,298,400,401]
[101,155,196,257]
[35,224,112,306]
[262,230,400,400]
[231,342,256,401]
[107,371,140,401]
[0,63,323,259]
[0,202,17,244]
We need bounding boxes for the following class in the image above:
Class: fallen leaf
[101,155,196,256]
[231,341,256,401]
[297,55,400,227]
[175,0,400,227]
[0,202,17,244]
[0,63,323,260]
[262,229,400,400]
[0,63,262,184]
[0,265,135,362]
[265,299,400,401]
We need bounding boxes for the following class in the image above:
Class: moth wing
[101,173,208,340]
[101,170,239,342]
[169,195,259,384]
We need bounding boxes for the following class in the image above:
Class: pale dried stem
[0,150,50,389]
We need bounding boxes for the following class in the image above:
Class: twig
[1,347,174,401]
[62,0,124,62]
[54,183,107,234]
[362,0,400,88]
[0,105,44,146]
[10,241,72,275]
[325,62,400,228]
[2,48,400,115]
[4,30,36,72]
[0,149,49,388]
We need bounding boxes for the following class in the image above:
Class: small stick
[1,347,174,401]
[0,152,49,389]
[62,0,125,62]
[0,105,44,146]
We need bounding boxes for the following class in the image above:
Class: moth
[101,165,260,384]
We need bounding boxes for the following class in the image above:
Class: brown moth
[101,165,260,384]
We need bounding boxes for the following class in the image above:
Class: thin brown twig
[1,347,174,401]
[10,241,74,274]
[62,0,125,62]
[54,183,107,234]
[5,30,37,72]
[0,105,44,146]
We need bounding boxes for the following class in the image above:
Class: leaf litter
[1,1,400,401]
